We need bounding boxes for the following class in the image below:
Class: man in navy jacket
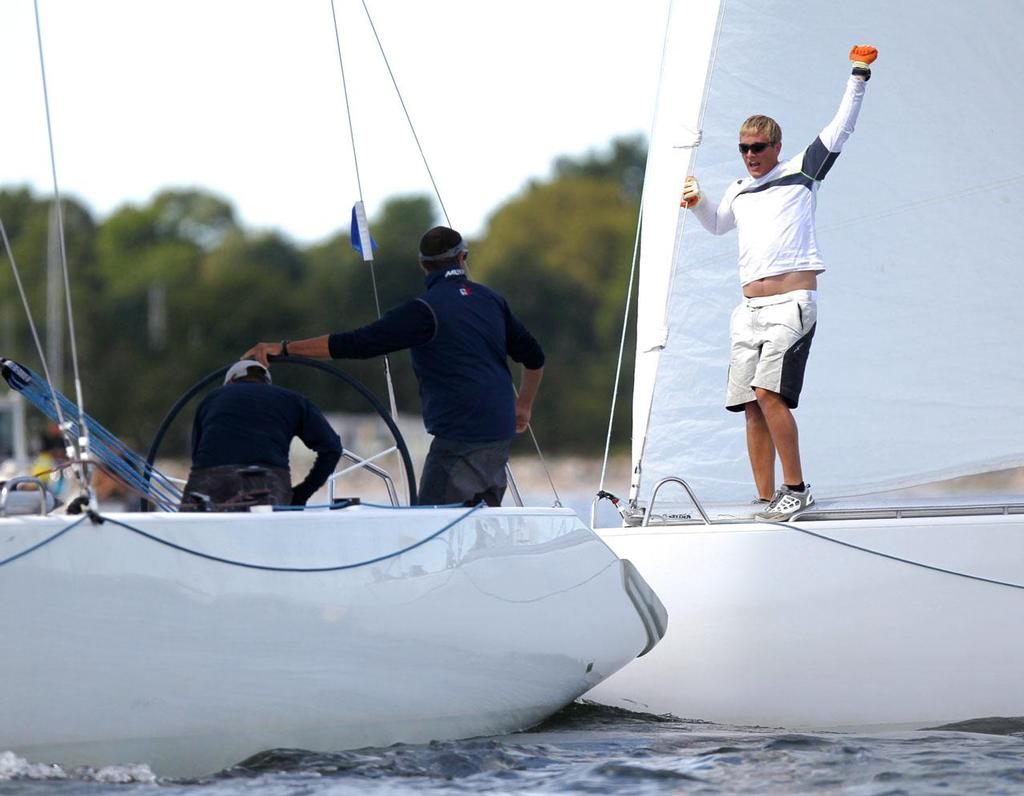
[182,359,342,510]
[244,226,544,506]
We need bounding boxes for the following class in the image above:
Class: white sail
[633,0,1024,503]
[631,0,723,499]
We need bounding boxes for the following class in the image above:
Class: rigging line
[510,382,561,507]
[96,503,483,572]
[50,458,179,513]
[328,0,401,434]
[4,359,182,507]
[359,0,450,226]
[598,195,643,494]
[0,218,70,433]
[525,423,561,507]
[601,0,675,504]
[819,173,1024,233]
[766,518,1024,591]
[370,265,402,428]
[599,0,679,496]
[33,0,94,505]
[610,0,675,504]
[0,515,90,569]
[329,0,365,204]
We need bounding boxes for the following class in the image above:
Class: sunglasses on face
[738,142,772,155]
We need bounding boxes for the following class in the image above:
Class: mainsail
[633,0,1024,503]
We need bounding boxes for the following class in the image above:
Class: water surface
[4,704,1023,795]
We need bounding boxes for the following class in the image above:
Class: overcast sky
[0,1,669,244]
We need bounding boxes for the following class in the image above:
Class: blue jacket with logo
[328,268,544,443]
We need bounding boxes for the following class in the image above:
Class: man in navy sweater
[243,226,545,506]
[182,359,342,510]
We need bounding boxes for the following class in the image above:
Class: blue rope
[277,500,467,511]
[94,503,483,572]
[2,359,182,510]
[0,504,482,572]
[360,500,468,509]
[0,514,90,567]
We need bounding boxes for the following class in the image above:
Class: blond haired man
[681,45,877,520]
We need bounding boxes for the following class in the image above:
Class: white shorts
[726,290,817,411]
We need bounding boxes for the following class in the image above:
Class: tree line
[0,137,644,458]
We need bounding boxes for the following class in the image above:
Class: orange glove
[849,45,876,81]
[680,176,701,209]
[849,45,877,68]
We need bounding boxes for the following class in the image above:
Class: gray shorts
[418,437,511,507]
[726,290,817,412]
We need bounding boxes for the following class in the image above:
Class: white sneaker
[756,485,814,521]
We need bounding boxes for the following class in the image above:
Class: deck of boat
[616,492,1024,528]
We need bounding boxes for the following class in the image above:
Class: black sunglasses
[738,142,772,155]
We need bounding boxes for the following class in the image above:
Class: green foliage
[0,189,99,371]
[0,136,644,457]
[151,190,237,250]
[553,134,647,202]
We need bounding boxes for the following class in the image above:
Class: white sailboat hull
[591,506,1024,729]
[0,505,661,776]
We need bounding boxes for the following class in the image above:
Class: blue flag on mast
[350,201,377,261]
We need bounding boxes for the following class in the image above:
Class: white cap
[224,359,271,385]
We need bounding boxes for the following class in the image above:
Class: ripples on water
[3,704,1023,795]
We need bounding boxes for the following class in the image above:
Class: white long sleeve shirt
[691,76,867,286]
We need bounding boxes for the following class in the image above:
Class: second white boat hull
[591,506,1024,729]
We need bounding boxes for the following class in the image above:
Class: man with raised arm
[243,225,545,507]
[680,45,877,520]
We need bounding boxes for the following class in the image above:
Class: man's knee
[754,388,798,425]
[754,386,783,405]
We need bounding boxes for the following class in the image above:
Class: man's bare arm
[515,366,544,433]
